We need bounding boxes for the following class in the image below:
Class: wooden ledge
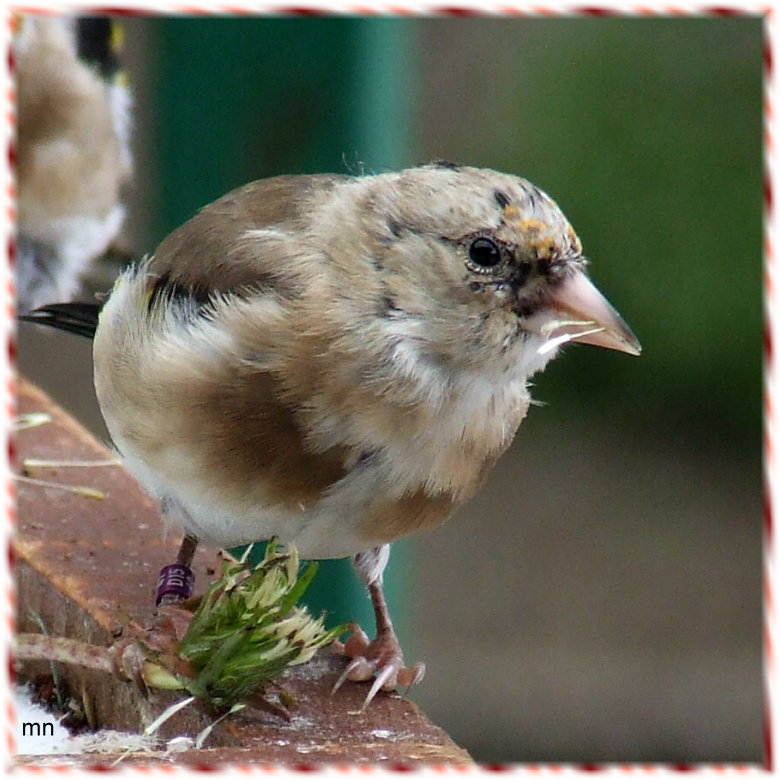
[14,376,473,766]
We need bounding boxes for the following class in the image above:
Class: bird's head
[348,163,640,375]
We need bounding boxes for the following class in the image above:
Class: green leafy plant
[174,540,344,708]
[16,541,341,718]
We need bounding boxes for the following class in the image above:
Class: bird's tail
[19,302,102,339]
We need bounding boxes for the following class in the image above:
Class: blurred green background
[18,15,763,763]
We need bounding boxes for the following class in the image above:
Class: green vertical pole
[347,17,419,642]
[146,17,419,633]
[350,17,418,167]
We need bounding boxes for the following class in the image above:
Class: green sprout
[15,541,341,722]
[173,540,344,709]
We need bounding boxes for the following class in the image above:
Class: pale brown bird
[15,15,132,311]
[22,163,640,706]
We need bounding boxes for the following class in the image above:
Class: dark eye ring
[468,237,502,269]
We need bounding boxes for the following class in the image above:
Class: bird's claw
[331,623,426,710]
[108,638,149,696]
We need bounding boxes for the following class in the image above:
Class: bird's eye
[468,237,502,268]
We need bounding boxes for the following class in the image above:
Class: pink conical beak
[529,271,642,356]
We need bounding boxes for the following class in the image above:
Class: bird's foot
[331,623,425,710]
[108,638,151,696]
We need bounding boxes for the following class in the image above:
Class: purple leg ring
[156,562,195,605]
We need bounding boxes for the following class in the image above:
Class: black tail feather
[19,302,102,339]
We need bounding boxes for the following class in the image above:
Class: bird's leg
[332,545,425,708]
[108,532,200,695]
[156,533,198,606]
